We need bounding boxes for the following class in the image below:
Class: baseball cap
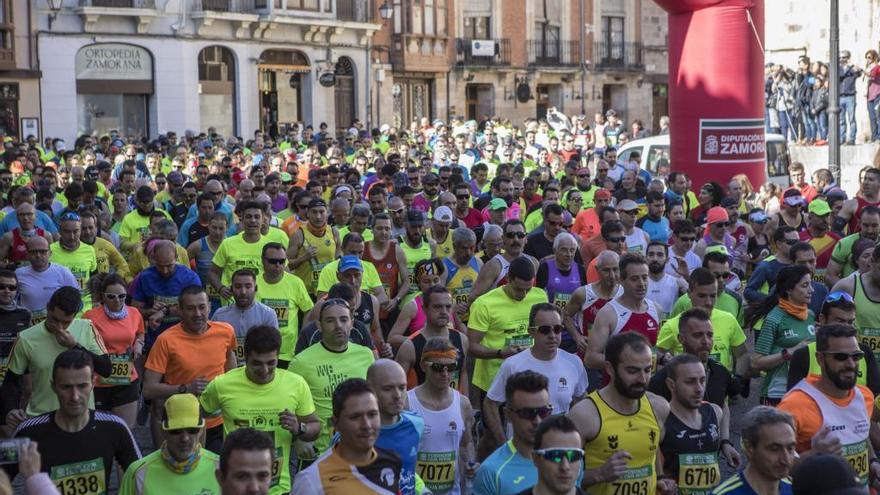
[280,172,293,183]
[338,255,363,273]
[594,189,612,200]
[720,197,739,209]
[433,206,453,224]
[489,198,508,211]
[616,199,639,212]
[748,210,769,223]
[705,244,730,257]
[162,393,205,431]
[807,199,832,216]
[706,206,730,224]
[167,171,184,185]
[423,172,439,185]
[406,208,427,225]
[791,453,859,495]
[135,185,155,202]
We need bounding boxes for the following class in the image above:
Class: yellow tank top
[431,229,454,258]
[584,390,660,495]
[294,227,337,294]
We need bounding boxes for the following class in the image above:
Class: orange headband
[421,349,458,362]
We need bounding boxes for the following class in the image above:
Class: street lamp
[47,0,63,29]
[379,1,393,21]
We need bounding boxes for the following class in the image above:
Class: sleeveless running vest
[196,237,222,315]
[353,291,375,331]
[406,390,465,495]
[443,256,480,322]
[364,241,401,318]
[850,197,880,234]
[294,227,336,294]
[854,273,880,362]
[807,341,868,386]
[544,259,583,312]
[580,284,624,335]
[659,403,721,495]
[406,330,466,390]
[792,380,871,485]
[608,298,661,345]
[584,391,660,495]
[431,229,454,258]
[10,228,44,266]
[400,236,432,294]
[491,253,512,286]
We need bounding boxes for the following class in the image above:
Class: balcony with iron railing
[455,38,510,67]
[336,0,370,22]
[593,41,644,71]
[527,40,580,66]
[78,0,155,6]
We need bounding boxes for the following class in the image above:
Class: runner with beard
[118,186,171,255]
[835,167,880,235]
[645,242,687,322]
[0,202,52,268]
[467,219,537,305]
[568,332,674,495]
[659,354,734,495]
[778,324,879,487]
[398,209,437,296]
[288,198,341,298]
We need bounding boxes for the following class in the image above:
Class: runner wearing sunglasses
[522,414,586,495]
[407,337,477,495]
[569,332,673,495]
[473,370,555,495]
[484,304,587,455]
[786,293,880,393]
[831,246,880,364]
[778,324,879,487]
[468,219,537,304]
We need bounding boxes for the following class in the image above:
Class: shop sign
[75,44,152,81]
[318,72,336,87]
[698,118,765,163]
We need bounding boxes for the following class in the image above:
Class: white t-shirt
[487,349,588,420]
[625,227,649,254]
[647,273,683,321]
[665,249,701,278]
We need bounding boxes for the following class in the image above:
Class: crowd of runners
[0,112,877,495]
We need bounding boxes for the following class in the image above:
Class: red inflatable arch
[653,0,766,190]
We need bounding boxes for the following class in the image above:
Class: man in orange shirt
[572,188,612,242]
[582,220,628,283]
[143,285,237,453]
[778,323,880,487]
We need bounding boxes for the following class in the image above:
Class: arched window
[198,45,237,137]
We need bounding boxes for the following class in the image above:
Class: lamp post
[828,0,840,184]
[368,1,393,129]
[47,0,63,30]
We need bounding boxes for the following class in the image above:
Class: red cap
[594,188,612,200]
[706,206,730,224]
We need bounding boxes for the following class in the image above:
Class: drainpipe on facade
[579,0,586,115]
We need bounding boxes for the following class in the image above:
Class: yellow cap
[162,393,205,431]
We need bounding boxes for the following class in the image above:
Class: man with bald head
[367,359,424,495]
[131,239,202,348]
[562,250,623,359]
[184,178,234,226]
[0,202,53,267]
[15,236,78,324]
[388,196,407,238]
[0,186,59,236]
[236,179,256,203]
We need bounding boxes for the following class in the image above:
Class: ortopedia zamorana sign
[698,118,765,163]
[75,44,153,81]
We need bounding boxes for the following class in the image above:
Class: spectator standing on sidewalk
[839,50,863,145]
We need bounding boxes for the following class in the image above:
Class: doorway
[334,57,356,134]
[465,84,494,122]
[258,49,310,138]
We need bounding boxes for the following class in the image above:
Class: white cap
[433,206,454,224]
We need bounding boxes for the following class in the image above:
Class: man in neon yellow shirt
[120,393,220,495]
[118,186,171,255]
[209,200,275,300]
[288,298,374,463]
[50,212,97,309]
[255,242,314,367]
[656,268,748,375]
[467,256,548,394]
[316,231,386,301]
[201,325,320,495]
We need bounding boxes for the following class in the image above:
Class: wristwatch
[298,422,308,438]
[781,348,792,361]
[177,384,188,394]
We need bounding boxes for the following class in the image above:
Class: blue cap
[338,255,363,273]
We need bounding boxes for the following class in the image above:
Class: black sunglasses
[713,221,730,228]
[606,236,626,243]
[0,283,17,291]
[505,232,527,239]
[429,362,458,373]
[510,405,553,420]
[264,257,287,265]
[820,351,864,362]
[532,324,564,335]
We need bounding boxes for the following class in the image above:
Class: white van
[615,133,791,188]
